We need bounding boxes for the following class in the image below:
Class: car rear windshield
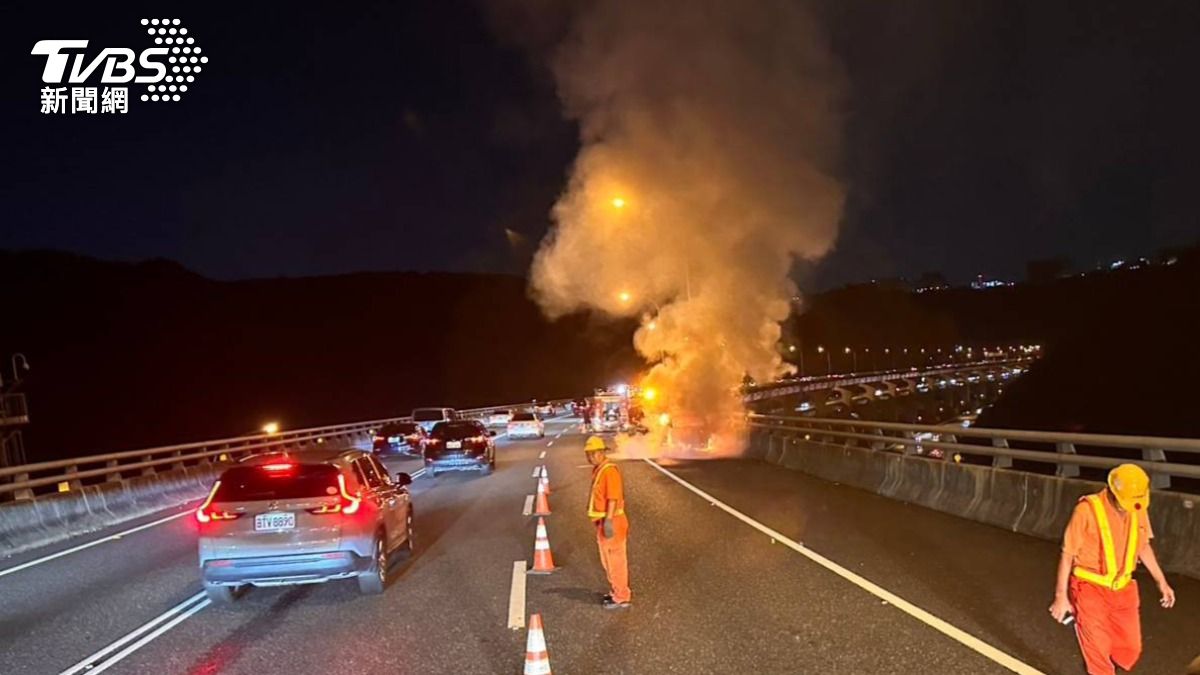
[413,408,448,422]
[511,412,535,421]
[431,422,481,440]
[214,464,340,502]
[381,422,418,435]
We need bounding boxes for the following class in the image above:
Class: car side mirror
[395,472,413,487]
[488,430,497,437]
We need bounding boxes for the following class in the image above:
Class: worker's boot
[602,597,631,610]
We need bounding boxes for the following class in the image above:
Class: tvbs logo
[32,40,169,84]
[32,18,207,114]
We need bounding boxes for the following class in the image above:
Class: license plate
[447,441,462,449]
[255,512,295,531]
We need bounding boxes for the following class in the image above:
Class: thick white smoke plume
[531,0,846,455]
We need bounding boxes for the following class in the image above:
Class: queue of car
[197,403,566,601]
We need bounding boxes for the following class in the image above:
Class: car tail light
[307,474,361,515]
[261,462,295,473]
[373,435,386,443]
[195,481,243,523]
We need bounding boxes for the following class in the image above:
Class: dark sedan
[424,420,496,477]
[373,422,427,456]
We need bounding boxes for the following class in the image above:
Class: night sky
[2,1,1198,289]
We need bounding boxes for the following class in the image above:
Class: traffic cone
[529,517,556,574]
[523,613,552,675]
[540,466,551,493]
[533,475,552,516]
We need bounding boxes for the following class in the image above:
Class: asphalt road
[1,417,1197,674]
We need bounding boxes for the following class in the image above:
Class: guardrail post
[64,464,83,491]
[1141,448,1170,489]
[1055,442,1080,478]
[902,431,919,455]
[171,449,185,471]
[989,437,1013,468]
[870,427,885,451]
[105,459,123,483]
[141,454,156,476]
[13,472,34,501]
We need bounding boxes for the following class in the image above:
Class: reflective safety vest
[587,462,625,520]
[1073,494,1139,591]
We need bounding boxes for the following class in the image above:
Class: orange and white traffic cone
[529,517,556,574]
[523,613,552,675]
[534,477,552,516]
[539,466,551,494]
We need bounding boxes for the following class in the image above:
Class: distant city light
[262,422,280,435]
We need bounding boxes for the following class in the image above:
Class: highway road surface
[1,417,1197,673]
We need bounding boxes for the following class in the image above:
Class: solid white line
[59,591,207,675]
[507,560,527,630]
[411,468,427,479]
[82,597,211,674]
[0,509,192,580]
[538,450,546,459]
[643,459,1047,675]
[523,495,534,516]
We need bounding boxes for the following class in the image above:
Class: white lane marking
[523,495,534,516]
[507,560,527,630]
[546,441,554,448]
[644,459,1047,675]
[538,450,546,459]
[0,509,192,580]
[531,466,542,479]
[59,591,209,675]
[411,468,427,479]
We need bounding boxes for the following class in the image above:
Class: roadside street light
[818,345,831,375]
[617,290,632,304]
[611,197,626,209]
[262,422,280,435]
[844,346,857,372]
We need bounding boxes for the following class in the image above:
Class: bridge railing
[749,413,1200,489]
[742,357,1034,402]
[0,399,575,500]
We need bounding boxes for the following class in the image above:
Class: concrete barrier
[753,429,1200,580]
[0,465,219,556]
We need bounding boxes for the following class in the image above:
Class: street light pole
[844,346,856,372]
[818,345,830,375]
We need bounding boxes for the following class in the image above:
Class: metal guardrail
[0,399,576,500]
[749,413,1200,489]
[743,358,1033,402]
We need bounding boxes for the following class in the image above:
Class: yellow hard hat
[584,435,608,453]
[1108,464,1151,512]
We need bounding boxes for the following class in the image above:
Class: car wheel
[358,535,388,595]
[204,582,237,604]
[480,460,494,476]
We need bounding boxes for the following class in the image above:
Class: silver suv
[196,448,414,602]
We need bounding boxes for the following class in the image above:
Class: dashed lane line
[507,561,527,630]
[539,450,546,459]
[523,495,534,516]
[644,459,1047,675]
[531,466,543,479]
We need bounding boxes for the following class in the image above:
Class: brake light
[195,481,243,523]
[373,436,386,442]
[261,463,295,472]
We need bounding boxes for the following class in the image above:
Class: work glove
[603,519,615,539]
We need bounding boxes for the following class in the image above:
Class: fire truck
[588,390,629,433]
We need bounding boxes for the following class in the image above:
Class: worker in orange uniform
[1049,463,1176,675]
[584,435,631,609]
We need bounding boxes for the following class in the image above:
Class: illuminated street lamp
[844,346,857,372]
[611,196,626,209]
[617,290,632,304]
[261,422,280,435]
[817,345,831,375]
